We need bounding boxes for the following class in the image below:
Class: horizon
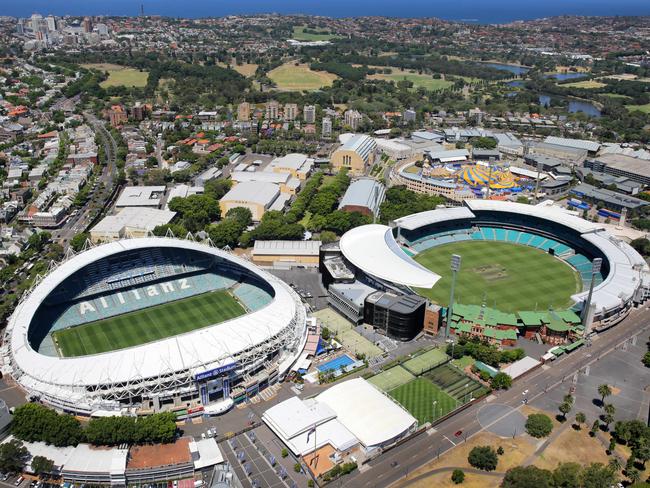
[4,0,650,24]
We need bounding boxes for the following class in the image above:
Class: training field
[414,241,581,312]
[402,347,449,375]
[389,378,458,424]
[268,63,338,91]
[82,63,149,88]
[53,290,245,357]
[368,366,415,392]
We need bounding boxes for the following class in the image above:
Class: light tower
[534,159,544,203]
[446,254,462,338]
[581,257,602,336]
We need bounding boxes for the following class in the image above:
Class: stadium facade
[321,200,649,340]
[2,237,308,416]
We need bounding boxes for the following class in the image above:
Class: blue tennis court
[317,354,355,373]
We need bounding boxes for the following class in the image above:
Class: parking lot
[268,267,329,311]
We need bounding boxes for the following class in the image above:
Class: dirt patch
[406,470,501,488]
[473,264,508,282]
[534,427,610,471]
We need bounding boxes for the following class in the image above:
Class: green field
[367,71,453,91]
[389,378,458,424]
[627,103,650,114]
[292,26,342,41]
[414,241,580,312]
[402,347,449,375]
[368,366,415,392]
[82,63,149,88]
[268,63,338,91]
[53,290,245,357]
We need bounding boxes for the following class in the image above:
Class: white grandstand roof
[572,231,649,312]
[316,378,417,449]
[339,224,440,289]
[393,207,476,230]
[465,200,602,234]
[9,238,303,392]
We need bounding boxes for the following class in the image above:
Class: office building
[344,110,363,131]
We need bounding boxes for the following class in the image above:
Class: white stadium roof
[339,224,440,289]
[8,238,305,399]
[393,206,476,230]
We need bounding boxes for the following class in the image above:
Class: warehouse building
[584,154,650,187]
[219,181,281,221]
[543,136,600,156]
[266,153,314,180]
[528,142,587,166]
[571,183,647,213]
[338,178,386,217]
[251,240,321,267]
[230,170,301,195]
[90,207,177,243]
[331,134,377,174]
[115,186,166,208]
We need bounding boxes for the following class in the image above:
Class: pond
[507,80,525,87]
[545,72,588,81]
[481,62,530,76]
[539,94,601,117]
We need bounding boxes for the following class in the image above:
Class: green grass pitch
[389,378,458,424]
[402,347,449,375]
[368,366,415,392]
[414,241,581,312]
[52,290,245,357]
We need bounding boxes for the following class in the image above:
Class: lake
[507,80,525,87]
[482,63,530,76]
[539,95,601,117]
[545,73,589,81]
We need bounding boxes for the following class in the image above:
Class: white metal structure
[339,224,440,289]
[3,237,307,415]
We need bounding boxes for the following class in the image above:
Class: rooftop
[253,240,322,256]
[220,181,280,206]
[127,437,192,470]
[594,153,650,179]
[544,136,600,153]
[92,207,177,234]
[115,186,166,207]
[338,178,386,214]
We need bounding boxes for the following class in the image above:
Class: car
[390,461,399,468]
[454,430,463,437]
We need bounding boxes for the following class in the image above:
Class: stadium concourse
[2,236,309,416]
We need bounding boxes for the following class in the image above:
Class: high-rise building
[96,23,109,36]
[237,102,251,122]
[108,105,128,128]
[82,17,93,33]
[131,102,146,121]
[265,100,279,121]
[303,105,316,124]
[344,109,363,131]
[284,103,298,122]
[322,117,332,138]
[30,14,43,33]
[45,15,57,32]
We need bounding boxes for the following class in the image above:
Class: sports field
[368,366,414,392]
[268,63,338,91]
[402,347,449,375]
[389,378,458,424]
[53,290,245,357]
[367,70,453,91]
[82,63,149,88]
[292,26,342,41]
[414,241,581,312]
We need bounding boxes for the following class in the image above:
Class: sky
[3,0,650,23]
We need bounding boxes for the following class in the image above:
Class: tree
[608,457,622,472]
[598,384,612,407]
[70,232,90,252]
[467,446,498,471]
[580,463,617,488]
[281,448,288,458]
[559,400,573,422]
[319,230,338,243]
[525,413,553,438]
[0,439,28,473]
[643,351,650,368]
[496,446,504,456]
[31,456,54,478]
[603,404,616,430]
[167,194,221,232]
[12,403,84,447]
[590,419,601,436]
[635,445,650,469]
[552,462,581,488]
[627,467,641,485]
[575,412,586,430]
[451,469,465,484]
[630,238,650,257]
[491,372,512,390]
[501,466,552,488]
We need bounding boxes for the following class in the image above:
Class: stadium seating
[233,280,273,311]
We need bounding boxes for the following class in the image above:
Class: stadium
[322,200,649,341]
[3,237,308,416]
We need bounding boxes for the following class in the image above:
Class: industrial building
[90,207,177,243]
[330,134,377,174]
[266,153,314,180]
[338,178,386,217]
[219,181,282,221]
[251,240,322,267]
[570,183,647,213]
[115,186,166,208]
[584,154,650,187]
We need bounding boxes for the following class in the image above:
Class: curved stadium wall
[3,237,308,416]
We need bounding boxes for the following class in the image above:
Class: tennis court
[367,365,415,392]
[402,347,449,375]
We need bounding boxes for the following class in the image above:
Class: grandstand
[5,237,308,416]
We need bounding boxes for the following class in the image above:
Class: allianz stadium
[2,237,307,416]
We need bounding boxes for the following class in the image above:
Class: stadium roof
[316,378,417,448]
[339,224,440,289]
[544,136,600,153]
[9,238,303,393]
[393,207,476,230]
[465,200,602,234]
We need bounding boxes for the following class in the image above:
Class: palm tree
[608,457,622,472]
[604,403,616,418]
[627,466,641,485]
[575,412,586,429]
[598,384,612,407]
[559,401,572,422]
[636,445,650,469]
[563,393,575,406]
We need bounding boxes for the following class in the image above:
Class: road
[53,112,118,245]
[345,307,650,488]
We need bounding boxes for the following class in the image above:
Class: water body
[539,94,601,117]
[482,63,530,76]
[545,72,589,81]
[6,0,650,22]
[507,80,525,87]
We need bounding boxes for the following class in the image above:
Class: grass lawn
[402,347,449,375]
[367,70,453,91]
[268,63,338,91]
[452,355,475,370]
[368,366,415,392]
[83,63,149,88]
[291,26,342,41]
[389,378,458,424]
[561,80,606,89]
[627,103,650,113]
[414,241,581,312]
[232,63,258,77]
[53,290,245,357]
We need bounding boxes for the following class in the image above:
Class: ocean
[3,0,650,23]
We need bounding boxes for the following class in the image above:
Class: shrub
[468,446,498,471]
[451,469,465,484]
[525,413,553,438]
[294,463,302,473]
[281,448,288,458]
